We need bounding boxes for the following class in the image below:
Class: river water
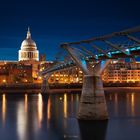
[0,88,140,140]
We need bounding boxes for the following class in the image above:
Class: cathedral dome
[21,38,36,47]
[18,27,39,61]
[21,27,37,50]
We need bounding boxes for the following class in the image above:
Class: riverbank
[0,83,82,94]
[0,83,140,94]
[103,82,140,87]
[0,88,81,94]
[0,83,41,94]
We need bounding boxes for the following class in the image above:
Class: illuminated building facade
[102,61,140,84]
[47,61,140,85]
[0,62,32,84]
[48,67,83,84]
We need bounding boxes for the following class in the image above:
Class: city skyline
[0,0,140,60]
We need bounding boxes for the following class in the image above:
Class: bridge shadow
[78,120,108,140]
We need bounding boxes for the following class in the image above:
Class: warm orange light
[79,71,83,73]
[47,98,51,120]
[131,93,135,116]
[64,94,67,118]
[38,93,43,128]
[2,79,6,83]
[24,94,28,113]
[2,94,6,126]
[38,76,42,80]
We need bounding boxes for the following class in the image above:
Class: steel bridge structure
[40,26,140,120]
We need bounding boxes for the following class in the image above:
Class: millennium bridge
[40,26,140,120]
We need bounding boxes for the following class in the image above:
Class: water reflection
[79,120,108,140]
[47,96,51,129]
[17,101,27,140]
[126,93,129,115]
[63,93,67,118]
[47,97,51,120]
[24,94,28,113]
[0,90,140,140]
[38,93,43,128]
[114,93,118,115]
[2,94,6,126]
[131,93,135,116]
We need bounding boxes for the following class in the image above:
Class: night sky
[0,0,140,60]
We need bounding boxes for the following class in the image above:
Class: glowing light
[2,94,6,126]
[47,97,51,129]
[131,93,135,116]
[81,60,87,69]
[38,93,43,128]
[79,70,83,73]
[38,76,42,80]
[125,48,130,55]
[107,52,112,57]
[17,102,27,140]
[47,98,51,120]
[2,79,6,83]
[24,94,28,113]
[64,93,67,118]
[95,55,98,59]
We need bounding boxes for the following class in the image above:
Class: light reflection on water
[131,93,135,116]
[37,93,43,128]
[64,93,67,118]
[2,94,6,126]
[24,94,28,113]
[0,89,140,140]
[17,101,27,140]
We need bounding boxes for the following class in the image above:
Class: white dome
[21,27,37,50]
[18,27,39,61]
[21,38,36,47]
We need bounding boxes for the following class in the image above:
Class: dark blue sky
[0,0,140,60]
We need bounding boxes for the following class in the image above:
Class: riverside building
[102,60,140,85]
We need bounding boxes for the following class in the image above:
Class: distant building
[48,60,140,85]
[0,62,32,84]
[18,27,39,61]
[40,54,46,61]
[48,67,83,84]
[102,61,140,84]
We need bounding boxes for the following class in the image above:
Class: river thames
[0,88,140,140]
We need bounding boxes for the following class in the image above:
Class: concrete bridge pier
[77,75,108,120]
[41,77,49,94]
[62,44,110,120]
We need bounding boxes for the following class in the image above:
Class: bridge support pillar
[41,78,49,94]
[77,75,108,120]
